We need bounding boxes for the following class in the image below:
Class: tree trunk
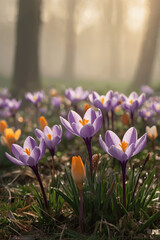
[131,0,160,90]
[103,0,124,81]
[12,0,41,97]
[63,0,76,81]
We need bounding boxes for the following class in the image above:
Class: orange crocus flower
[71,156,86,190]
[39,116,48,131]
[1,128,21,150]
[0,120,8,134]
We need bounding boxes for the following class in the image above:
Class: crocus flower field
[0,86,160,239]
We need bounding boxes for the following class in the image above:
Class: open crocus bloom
[99,127,147,162]
[5,136,46,167]
[25,91,44,106]
[146,126,158,140]
[5,99,22,115]
[121,92,146,113]
[35,125,62,155]
[65,86,89,104]
[60,108,102,139]
[152,102,160,114]
[88,90,113,110]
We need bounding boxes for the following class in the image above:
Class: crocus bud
[39,116,48,131]
[71,156,85,190]
[146,126,158,141]
[0,120,8,134]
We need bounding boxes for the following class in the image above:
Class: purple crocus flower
[5,136,48,209]
[0,88,10,99]
[5,136,46,167]
[25,91,44,106]
[51,97,61,108]
[5,99,22,116]
[0,98,6,109]
[141,85,154,95]
[35,125,62,156]
[88,91,113,110]
[152,102,160,114]
[99,127,147,207]
[60,108,102,139]
[121,92,146,125]
[139,109,153,121]
[65,86,89,104]
[60,108,102,177]
[35,125,62,178]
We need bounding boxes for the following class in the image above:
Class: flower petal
[23,136,37,150]
[68,110,82,125]
[80,124,94,138]
[71,123,81,136]
[108,145,128,162]
[122,127,137,145]
[132,133,147,156]
[105,130,121,148]
[125,143,135,159]
[11,144,24,159]
[84,108,97,124]
[39,139,46,159]
[93,115,102,134]
[35,129,44,140]
[99,135,109,154]
[31,147,40,164]
[5,152,25,166]
[60,116,75,135]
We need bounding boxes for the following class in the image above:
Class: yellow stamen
[157,105,160,110]
[79,119,89,126]
[119,141,128,152]
[24,148,31,155]
[129,99,133,104]
[47,134,52,140]
[101,97,105,104]
[33,96,37,101]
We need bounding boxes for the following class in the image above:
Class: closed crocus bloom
[146,126,158,140]
[39,116,48,131]
[1,128,21,150]
[0,120,8,134]
[71,156,85,190]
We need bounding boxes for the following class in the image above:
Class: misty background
[0,0,160,95]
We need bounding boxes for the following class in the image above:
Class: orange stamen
[119,141,128,152]
[129,99,133,104]
[101,97,105,104]
[79,119,89,126]
[47,134,52,140]
[24,148,31,155]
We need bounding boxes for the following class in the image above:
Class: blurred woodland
[0,0,160,95]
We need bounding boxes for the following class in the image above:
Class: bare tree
[131,0,160,90]
[12,0,42,96]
